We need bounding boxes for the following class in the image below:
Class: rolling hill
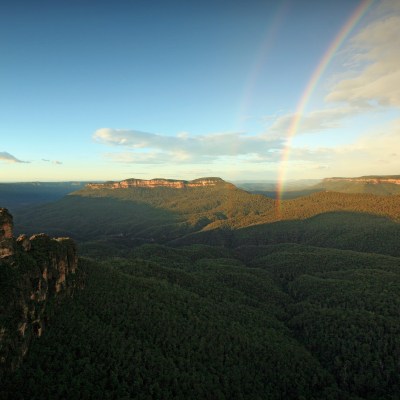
[12,177,276,242]
[11,177,400,257]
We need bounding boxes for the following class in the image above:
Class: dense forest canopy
[2,177,400,399]
[2,243,400,399]
[12,180,400,249]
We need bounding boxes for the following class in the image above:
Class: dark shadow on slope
[170,211,400,257]
[13,195,182,242]
[11,184,276,249]
[249,188,323,199]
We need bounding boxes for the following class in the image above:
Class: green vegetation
[13,183,400,253]
[13,183,275,240]
[314,176,400,195]
[233,211,400,257]
[2,243,400,399]
[3,178,400,398]
[249,188,323,199]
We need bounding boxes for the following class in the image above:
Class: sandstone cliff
[0,208,80,372]
[323,176,400,185]
[86,177,231,190]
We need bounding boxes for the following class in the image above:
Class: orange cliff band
[85,177,229,190]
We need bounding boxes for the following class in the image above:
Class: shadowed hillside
[173,211,400,257]
[3,176,400,399]
[13,178,276,241]
[12,178,400,258]
[2,243,400,399]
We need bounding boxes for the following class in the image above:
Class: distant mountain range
[10,176,400,258]
[1,174,400,211]
[87,177,229,190]
[237,174,400,198]
[315,175,400,195]
[0,182,88,211]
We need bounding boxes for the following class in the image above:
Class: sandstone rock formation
[0,208,80,372]
[86,177,230,190]
[0,208,14,258]
[323,176,400,185]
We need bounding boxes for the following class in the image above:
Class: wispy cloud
[326,12,400,108]
[285,118,400,177]
[42,158,63,165]
[263,2,400,140]
[267,106,363,136]
[93,1,400,176]
[94,128,284,164]
[0,152,29,163]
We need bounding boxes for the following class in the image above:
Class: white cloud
[94,128,284,164]
[0,152,29,163]
[284,118,400,178]
[326,12,400,108]
[267,107,362,136]
[93,1,400,176]
[262,1,400,147]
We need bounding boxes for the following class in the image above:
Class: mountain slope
[13,177,276,241]
[11,177,400,257]
[315,175,400,195]
[174,211,400,257]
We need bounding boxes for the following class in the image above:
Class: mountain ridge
[85,177,231,190]
[314,174,400,195]
[322,175,400,184]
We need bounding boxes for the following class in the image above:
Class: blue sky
[1,0,400,182]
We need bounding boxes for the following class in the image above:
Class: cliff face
[324,177,400,185]
[0,208,80,372]
[0,209,13,258]
[86,177,230,190]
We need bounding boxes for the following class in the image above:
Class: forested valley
[2,179,400,399]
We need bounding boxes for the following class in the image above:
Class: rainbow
[236,2,289,131]
[275,0,374,217]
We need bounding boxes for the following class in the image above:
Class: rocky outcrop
[323,176,400,185]
[0,208,80,373]
[0,208,14,258]
[86,177,230,190]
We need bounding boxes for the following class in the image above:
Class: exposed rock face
[86,177,229,190]
[0,208,80,373]
[324,176,400,185]
[0,208,14,258]
[0,209,13,239]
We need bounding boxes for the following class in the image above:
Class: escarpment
[0,208,80,372]
[323,176,400,185]
[85,177,232,190]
